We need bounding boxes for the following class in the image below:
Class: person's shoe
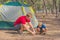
[42,32,46,35]
[40,32,42,34]
[40,32,43,34]
[16,29,23,35]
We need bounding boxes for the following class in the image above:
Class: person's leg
[42,28,47,32]
[23,25,35,35]
[40,28,43,34]
[42,28,46,35]
[35,28,40,34]
[15,24,20,31]
[19,25,24,34]
[37,28,40,32]
[42,28,45,32]
[15,24,23,34]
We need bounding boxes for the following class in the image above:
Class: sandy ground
[0,13,60,40]
[0,30,60,40]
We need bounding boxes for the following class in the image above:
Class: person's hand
[32,31,36,35]
[34,31,36,34]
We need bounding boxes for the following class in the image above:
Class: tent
[0,1,38,29]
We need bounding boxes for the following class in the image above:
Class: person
[36,22,47,35]
[14,13,35,35]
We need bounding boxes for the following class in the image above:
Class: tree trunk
[59,0,60,12]
[43,0,47,15]
[53,0,58,17]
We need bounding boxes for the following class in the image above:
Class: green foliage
[0,0,60,11]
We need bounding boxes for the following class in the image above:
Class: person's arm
[22,24,35,35]
[28,22,35,32]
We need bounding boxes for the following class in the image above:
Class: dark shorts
[15,24,21,30]
[40,27,43,33]
[37,24,46,32]
[37,27,43,32]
